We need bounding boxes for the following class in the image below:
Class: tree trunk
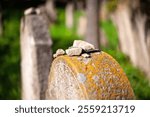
[85,0,100,49]
[111,0,150,78]
[20,11,52,99]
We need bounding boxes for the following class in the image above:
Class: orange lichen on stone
[46,51,135,100]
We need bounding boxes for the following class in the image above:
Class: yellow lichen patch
[47,51,135,100]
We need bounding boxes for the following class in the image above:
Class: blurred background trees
[0,0,150,99]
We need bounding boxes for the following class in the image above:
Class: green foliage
[0,11,21,99]
[101,20,150,99]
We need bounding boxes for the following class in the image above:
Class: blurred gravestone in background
[110,0,150,79]
[77,15,87,37]
[38,0,57,25]
[65,1,74,29]
[45,0,57,23]
[20,9,52,99]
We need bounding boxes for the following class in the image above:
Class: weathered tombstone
[46,41,134,100]
[20,9,52,99]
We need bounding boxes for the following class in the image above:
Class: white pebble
[73,40,95,51]
[66,47,82,56]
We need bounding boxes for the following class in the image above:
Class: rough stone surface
[53,49,65,58]
[66,47,82,56]
[77,73,87,83]
[82,53,90,58]
[20,14,52,100]
[73,40,95,51]
[46,52,135,100]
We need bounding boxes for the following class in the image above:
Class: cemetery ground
[0,9,150,99]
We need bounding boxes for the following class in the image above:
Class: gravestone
[46,41,134,100]
[45,0,57,23]
[20,10,52,99]
[65,2,74,29]
[77,15,87,37]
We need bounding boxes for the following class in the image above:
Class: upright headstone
[77,15,87,37]
[20,9,52,99]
